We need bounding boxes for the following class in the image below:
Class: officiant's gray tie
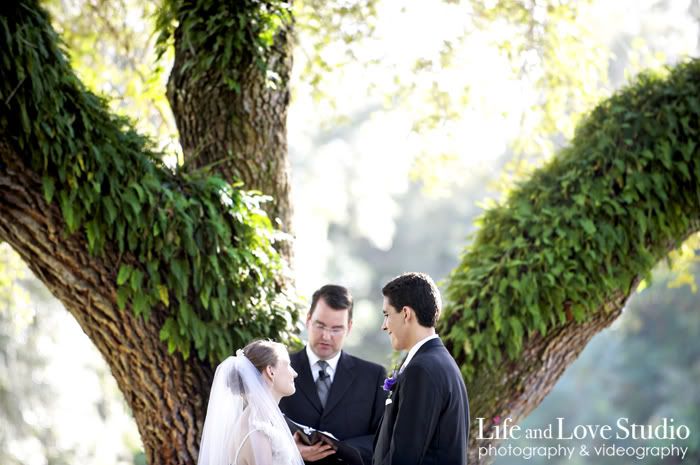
[316,360,331,408]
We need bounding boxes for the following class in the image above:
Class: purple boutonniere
[383,373,398,392]
[382,370,399,405]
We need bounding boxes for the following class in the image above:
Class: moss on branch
[442,59,700,380]
[155,0,292,92]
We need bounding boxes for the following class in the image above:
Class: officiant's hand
[293,432,336,461]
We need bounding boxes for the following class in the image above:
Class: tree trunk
[0,144,211,465]
[167,20,295,252]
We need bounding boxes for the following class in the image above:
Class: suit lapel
[375,340,443,461]
[322,351,357,415]
[293,349,323,414]
[375,369,399,462]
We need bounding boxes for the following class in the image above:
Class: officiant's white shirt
[306,344,341,382]
[399,334,439,374]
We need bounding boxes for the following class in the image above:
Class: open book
[283,416,364,465]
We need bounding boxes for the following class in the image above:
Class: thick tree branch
[458,226,699,464]
[441,60,700,463]
[0,143,212,465]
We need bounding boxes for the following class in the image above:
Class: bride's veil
[197,351,302,465]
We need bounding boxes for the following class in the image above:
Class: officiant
[280,285,387,465]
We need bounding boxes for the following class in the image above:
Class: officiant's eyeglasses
[311,321,346,336]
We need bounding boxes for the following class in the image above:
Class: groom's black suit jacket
[279,348,387,465]
[372,337,470,465]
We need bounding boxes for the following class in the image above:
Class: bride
[197,340,304,465]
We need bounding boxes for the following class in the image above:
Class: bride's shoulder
[250,419,283,439]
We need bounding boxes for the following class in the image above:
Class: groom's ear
[402,306,414,323]
[401,305,412,322]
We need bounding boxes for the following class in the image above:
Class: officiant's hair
[382,272,442,327]
[228,340,284,395]
[309,284,354,320]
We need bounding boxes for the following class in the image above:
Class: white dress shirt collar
[399,334,439,373]
[306,345,341,382]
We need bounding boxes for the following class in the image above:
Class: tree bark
[166,20,295,253]
[0,144,211,465]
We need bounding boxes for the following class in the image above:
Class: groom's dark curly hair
[382,272,441,328]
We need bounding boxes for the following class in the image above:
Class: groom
[373,272,470,465]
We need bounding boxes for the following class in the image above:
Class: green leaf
[572,304,586,322]
[103,197,117,224]
[117,264,132,286]
[158,284,170,307]
[509,317,523,339]
[130,269,144,291]
[580,219,597,235]
[133,293,148,317]
[179,301,193,327]
[130,183,146,202]
[492,300,502,332]
[123,189,141,215]
[171,258,189,295]
[210,298,220,320]
[116,286,129,310]
[85,220,100,252]
[160,317,175,341]
[59,191,75,232]
[200,282,212,310]
[42,175,55,203]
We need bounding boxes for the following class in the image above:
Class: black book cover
[283,416,364,465]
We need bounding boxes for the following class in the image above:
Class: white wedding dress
[232,419,300,465]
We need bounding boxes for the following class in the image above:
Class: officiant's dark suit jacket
[279,348,387,465]
[372,337,470,465]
